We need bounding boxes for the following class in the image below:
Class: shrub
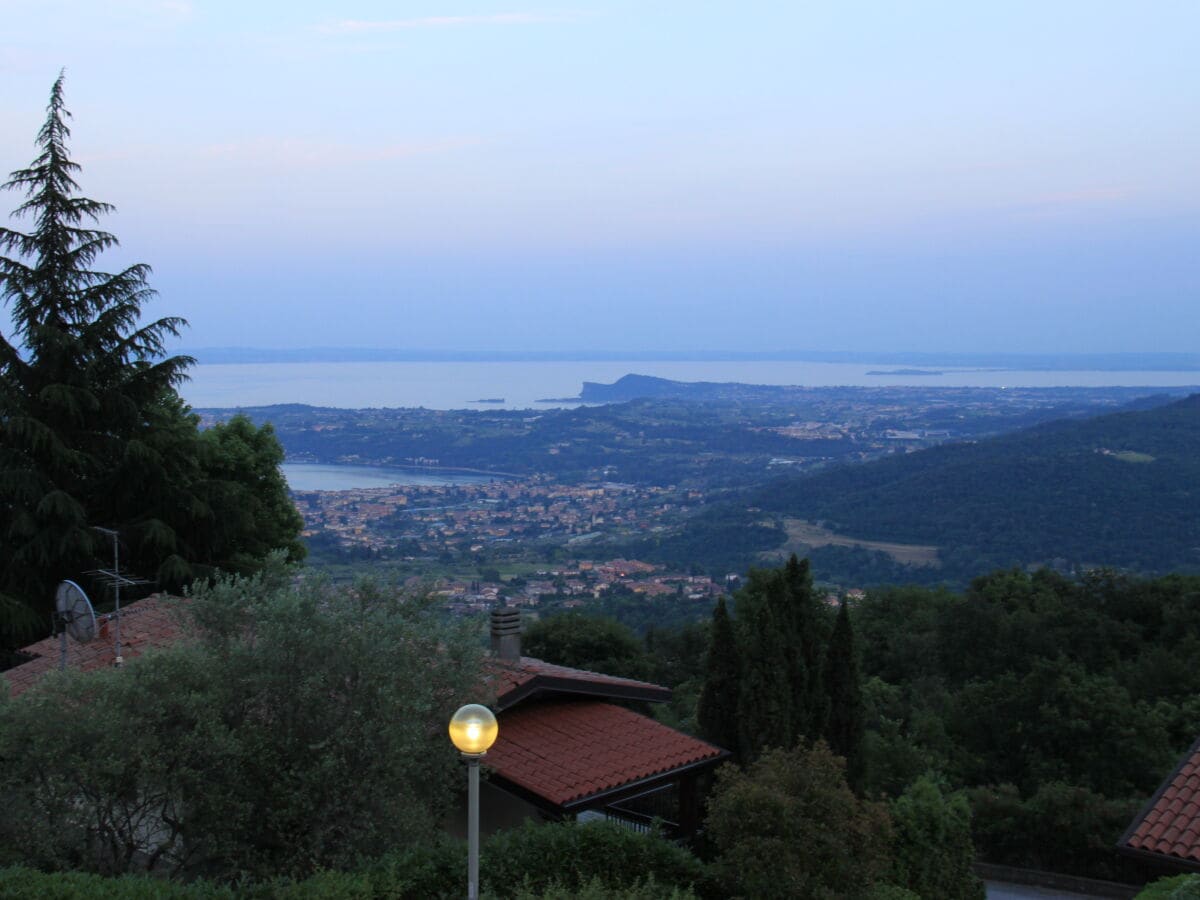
[504,875,698,899]
[863,885,922,900]
[364,837,465,898]
[889,775,984,900]
[1136,874,1200,899]
[481,821,705,898]
[0,866,234,898]
[705,742,893,899]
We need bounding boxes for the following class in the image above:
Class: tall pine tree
[0,72,191,624]
[824,597,866,791]
[0,75,302,638]
[697,595,741,756]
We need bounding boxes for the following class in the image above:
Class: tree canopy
[522,612,649,680]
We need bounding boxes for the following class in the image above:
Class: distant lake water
[182,360,1200,411]
[282,463,501,492]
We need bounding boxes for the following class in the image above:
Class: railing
[602,784,680,837]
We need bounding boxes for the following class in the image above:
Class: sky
[2,1,1199,355]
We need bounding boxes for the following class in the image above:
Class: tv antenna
[86,526,151,668]
[54,580,97,671]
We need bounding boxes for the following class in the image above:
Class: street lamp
[449,703,499,900]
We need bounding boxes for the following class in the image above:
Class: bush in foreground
[1136,874,1200,899]
[481,821,706,898]
[705,742,892,899]
[0,568,481,880]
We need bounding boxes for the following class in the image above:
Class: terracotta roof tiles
[486,699,726,808]
[1121,736,1200,869]
[2,596,186,699]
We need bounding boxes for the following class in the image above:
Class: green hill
[619,393,1200,583]
[750,393,1200,580]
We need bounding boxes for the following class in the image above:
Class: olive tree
[0,565,482,879]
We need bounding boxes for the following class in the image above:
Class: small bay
[281,462,502,492]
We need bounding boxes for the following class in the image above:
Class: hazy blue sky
[3,1,1198,354]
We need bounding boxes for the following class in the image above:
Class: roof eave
[494,675,671,711]
[485,748,730,814]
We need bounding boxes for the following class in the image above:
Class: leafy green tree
[705,741,893,899]
[860,676,954,798]
[949,656,1173,797]
[195,414,306,574]
[696,596,740,754]
[888,775,984,900]
[967,781,1141,879]
[0,566,481,879]
[523,613,649,680]
[824,599,865,791]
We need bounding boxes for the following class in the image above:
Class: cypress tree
[764,567,803,746]
[784,553,828,739]
[824,598,866,791]
[697,595,741,755]
[737,588,792,762]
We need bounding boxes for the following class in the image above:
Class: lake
[281,463,503,492]
[182,360,1200,410]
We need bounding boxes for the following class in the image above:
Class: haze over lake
[183,361,1200,411]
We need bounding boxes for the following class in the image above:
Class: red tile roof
[1121,736,1200,869]
[2,596,186,699]
[485,656,671,710]
[486,699,726,809]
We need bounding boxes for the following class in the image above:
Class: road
[986,881,1112,900]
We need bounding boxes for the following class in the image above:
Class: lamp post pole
[467,753,481,900]
[449,704,499,900]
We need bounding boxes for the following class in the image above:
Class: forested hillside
[754,393,1200,579]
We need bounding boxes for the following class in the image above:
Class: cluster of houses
[292,478,700,556]
[433,558,727,616]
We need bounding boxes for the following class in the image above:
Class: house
[1118,735,1200,873]
[4,597,729,842]
[3,595,183,698]
[458,607,728,840]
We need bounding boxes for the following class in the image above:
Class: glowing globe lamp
[449,703,498,757]
[450,704,498,900]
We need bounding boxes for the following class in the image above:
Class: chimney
[490,607,521,662]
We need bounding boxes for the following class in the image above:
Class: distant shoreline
[180,347,1200,373]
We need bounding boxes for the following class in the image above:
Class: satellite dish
[55,580,97,643]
